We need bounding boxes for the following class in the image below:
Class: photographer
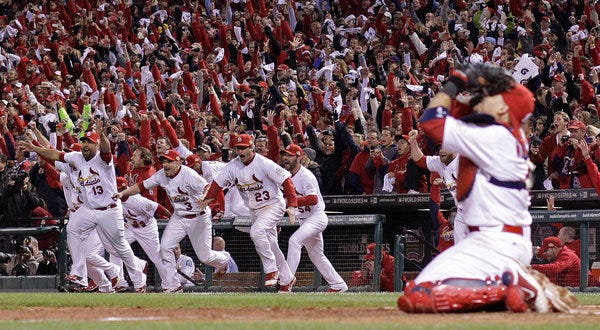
[549,120,595,189]
[0,170,44,228]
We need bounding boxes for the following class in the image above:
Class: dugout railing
[155,214,386,292]
[0,219,67,291]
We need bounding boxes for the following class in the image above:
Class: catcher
[397,63,578,313]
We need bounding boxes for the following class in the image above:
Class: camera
[9,171,28,188]
[561,135,570,144]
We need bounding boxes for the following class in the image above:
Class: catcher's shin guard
[397,278,507,313]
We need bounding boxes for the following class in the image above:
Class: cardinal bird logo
[177,187,188,195]
[90,167,99,176]
[252,174,263,184]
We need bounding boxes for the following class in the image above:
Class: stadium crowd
[1,0,600,282]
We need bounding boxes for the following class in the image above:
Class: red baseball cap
[159,149,181,162]
[186,154,202,166]
[258,81,268,88]
[231,134,253,147]
[364,243,377,260]
[80,131,100,144]
[538,236,562,256]
[116,176,128,191]
[277,64,290,71]
[567,120,586,131]
[281,144,304,157]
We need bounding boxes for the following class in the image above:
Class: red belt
[468,225,524,236]
[182,211,205,219]
[94,203,117,211]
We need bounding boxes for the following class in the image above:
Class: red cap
[553,75,565,83]
[281,144,304,156]
[502,84,534,132]
[538,236,562,256]
[364,243,377,260]
[277,64,289,71]
[80,131,100,144]
[568,120,586,131]
[159,149,182,162]
[231,134,253,147]
[116,176,128,191]
[2,85,12,93]
[186,154,202,166]
[258,81,268,88]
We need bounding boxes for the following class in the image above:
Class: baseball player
[397,64,574,313]
[56,163,123,293]
[110,177,171,290]
[407,130,467,242]
[113,149,230,293]
[280,144,348,292]
[200,134,298,293]
[18,126,147,292]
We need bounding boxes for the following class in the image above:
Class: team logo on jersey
[125,209,138,220]
[235,175,264,192]
[177,187,189,195]
[77,168,101,186]
[251,174,263,184]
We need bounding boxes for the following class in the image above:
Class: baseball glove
[528,267,579,313]
[459,63,516,96]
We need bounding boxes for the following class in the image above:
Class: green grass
[0,292,396,309]
[0,292,599,329]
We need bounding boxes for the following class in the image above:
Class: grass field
[0,292,600,329]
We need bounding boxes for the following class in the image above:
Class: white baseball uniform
[57,163,122,292]
[287,166,347,291]
[61,151,146,290]
[416,116,533,284]
[110,194,168,287]
[213,154,295,286]
[425,155,467,242]
[176,254,196,287]
[142,165,230,292]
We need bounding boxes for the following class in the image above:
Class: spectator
[558,226,581,259]
[533,236,581,287]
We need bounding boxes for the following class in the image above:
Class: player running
[113,149,230,293]
[280,144,348,293]
[200,134,298,293]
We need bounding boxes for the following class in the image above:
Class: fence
[0,214,385,292]
[3,188,600,292]
[394,209,600,292]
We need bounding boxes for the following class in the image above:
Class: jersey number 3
[254,191,270,202]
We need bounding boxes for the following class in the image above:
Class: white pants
[287,213,346,290]
[452,211,468,243]
[66,203,146,289]
[160,213,229,291]
[416,229,533,284]
[85,230,121,292]
[111,219,166,287]
[249,203,294,286]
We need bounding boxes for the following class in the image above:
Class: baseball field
[1,292,600,329]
